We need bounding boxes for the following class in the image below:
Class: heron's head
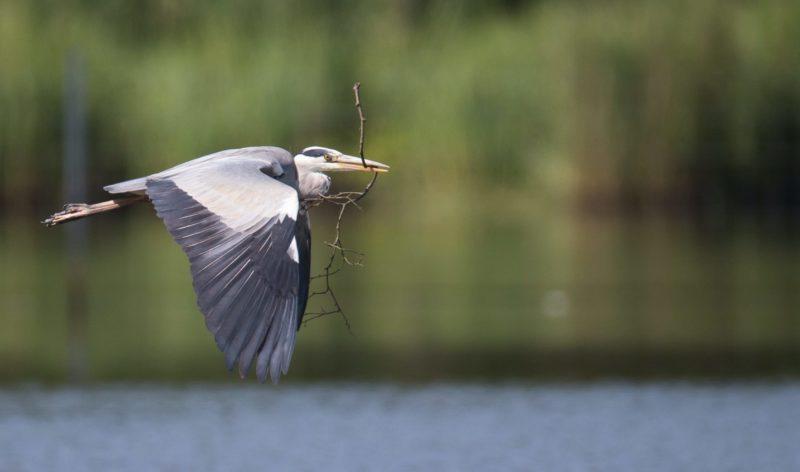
[294,146,390,174]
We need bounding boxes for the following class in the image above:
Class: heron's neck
[297,170,331,200]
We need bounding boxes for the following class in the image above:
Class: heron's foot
[42,203,89,227]
[64,203,90,212]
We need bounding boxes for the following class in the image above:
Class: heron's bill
[335,155,390,173]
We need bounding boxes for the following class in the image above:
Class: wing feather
[296,210,312,328]
[145,156,303,383]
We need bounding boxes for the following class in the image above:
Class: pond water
[1,382,798,471]
[2,207,800,382]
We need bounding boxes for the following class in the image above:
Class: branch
[354,82,367,168]
[302,82,380,330]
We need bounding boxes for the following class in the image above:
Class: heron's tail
[42,195,146,227]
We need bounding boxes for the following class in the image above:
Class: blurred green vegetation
[2,0,799,217]
[1,0,799,382]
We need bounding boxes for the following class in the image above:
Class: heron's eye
[324,154,334,162]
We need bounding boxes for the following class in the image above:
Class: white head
[294,146,390,174]
[294,146,389,200]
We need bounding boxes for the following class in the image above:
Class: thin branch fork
[303,82,380,330]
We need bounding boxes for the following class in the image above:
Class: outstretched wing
[145,157,302,383]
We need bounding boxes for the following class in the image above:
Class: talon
[65,203,88,213]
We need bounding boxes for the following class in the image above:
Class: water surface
[1,382,798,471]
[3,210,800,381]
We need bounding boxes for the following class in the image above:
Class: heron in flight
[45,146,389,382]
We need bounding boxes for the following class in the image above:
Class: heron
[44,146,389,382]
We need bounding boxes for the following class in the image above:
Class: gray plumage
[139,148,302,382]
[50,145,389,383]
[103,147,296,196]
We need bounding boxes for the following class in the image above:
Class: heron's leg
[42,195,145,227]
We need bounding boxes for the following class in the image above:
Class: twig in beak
[353,82,367,168]
[304,81,382,332]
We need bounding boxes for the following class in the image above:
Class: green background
[1,0,799,382]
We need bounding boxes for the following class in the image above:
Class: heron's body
[45,146,388,383]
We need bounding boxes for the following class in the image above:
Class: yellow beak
[332,155,390,173]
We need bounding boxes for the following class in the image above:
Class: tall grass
[1,0,799,219]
